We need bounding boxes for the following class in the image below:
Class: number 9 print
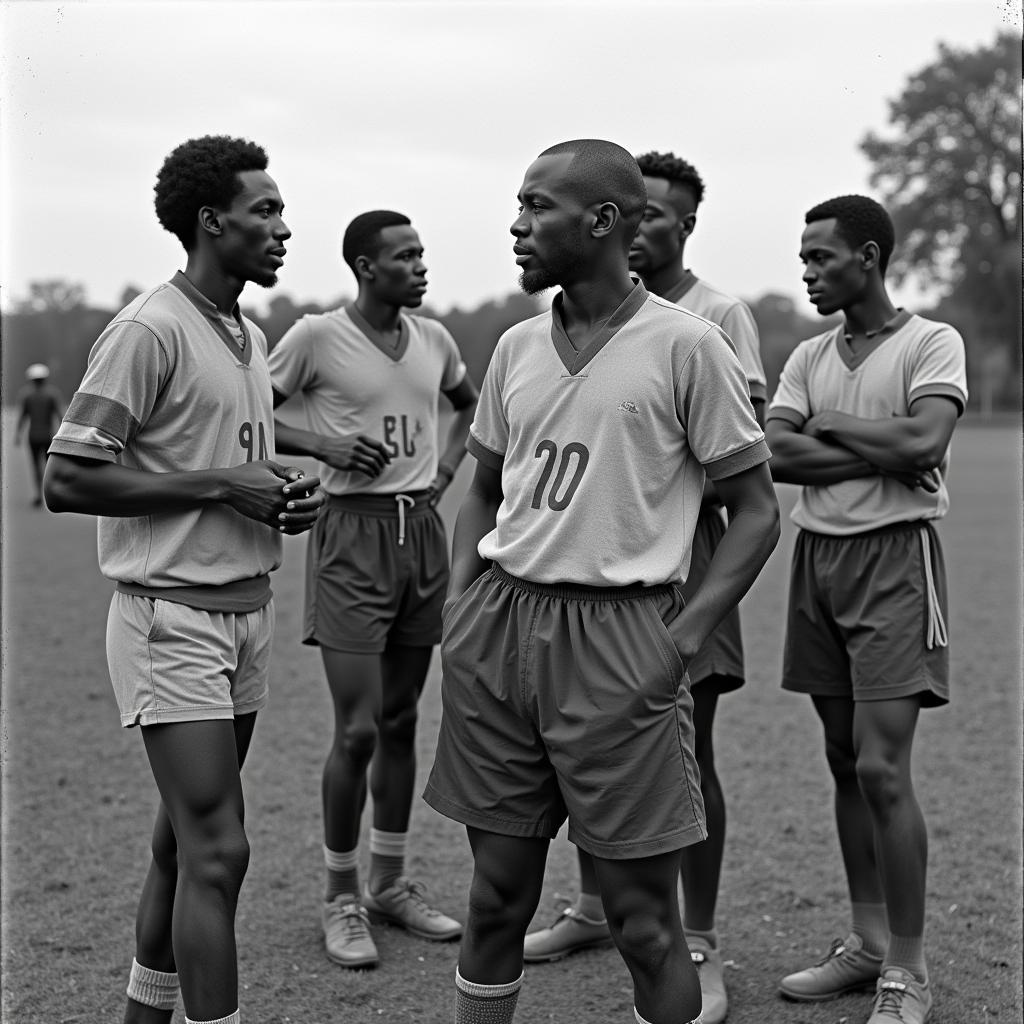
[531,440,590,511]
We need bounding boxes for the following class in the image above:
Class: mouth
[411,282,427,293]
[513,246,533,266]
[268,248,286,266]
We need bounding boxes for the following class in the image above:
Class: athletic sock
[323,844,359,902]
[574,890,606,923]
[885,932,928,984]
[184,1012,239,1024]
[454,966,522,1023]
[851,901,889,957]
[368,828,407,894]
[126,958,180,1010]
[683,926,719,950]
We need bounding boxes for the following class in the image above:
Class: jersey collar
[836,308,913,369]
[170,271,252,366]
[660,269,699,305]
[549,279,649,375]
[346,302,410,363]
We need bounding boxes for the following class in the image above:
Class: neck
[842,281,898,335]
[640,257,688,300]
[558,264,635,331]
[354,291,402,332]
[183,252,244,316]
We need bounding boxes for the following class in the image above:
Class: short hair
[538,139,647,228]
[635,150,705,207]
[805,194,895,274]
[154,135,268,250]
[342,210,412,275]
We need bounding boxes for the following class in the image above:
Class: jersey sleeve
[679,325,770,480]
[438,326,468,392]
[267,317,316,399]
[718,300,767,402]
[466,339,508,470]
[767,339,814,428]
[907,322,968,414]
[48,319,170,463]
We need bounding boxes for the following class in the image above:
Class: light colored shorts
[424,565,706,859]
[106,592,273,728]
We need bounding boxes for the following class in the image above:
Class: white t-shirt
[768,313,967,535]
[269,305,466,495]
[470,281,770,586]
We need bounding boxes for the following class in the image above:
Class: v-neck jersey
[467,287,769,587]
[548,280,649,374]
[346,301,410,363]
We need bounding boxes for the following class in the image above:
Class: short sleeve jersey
[268,304,466,496]
[470,281,770,586]
[49,273,282,603]
[768,312,968,535]
[664,272,767,403]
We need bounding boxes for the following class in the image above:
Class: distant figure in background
[16,363,64,506]
[43,135,323,1024]
[768,194,966,1024]
[269,210,477,969]
[524,150,767,1024]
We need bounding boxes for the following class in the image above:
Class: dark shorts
[424,565,707,859]
[303,491,449,654]
[782,521,949,706]
[682,506,745,692]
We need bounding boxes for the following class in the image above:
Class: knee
[607,904,674,972]
[855,753,904,815]
[823,736,858,785]
[334,719,379,765]
[180,825,250,894]
[466,873,533,936]
[379,702,419,750]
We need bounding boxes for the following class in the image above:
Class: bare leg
[369,644,433,834]
[593,849,701,1024]
[679,684,724,933]
[130,717,253,1021]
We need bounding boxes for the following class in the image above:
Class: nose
[802,265,816,284]
[275,217,292,241]
[414,256,427,276]
[510,211,528,238]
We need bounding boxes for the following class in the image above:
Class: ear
[860,241,880,272]
[589,201,621,239]
[679,211,697,241]
[198,206,223,239]
[355,254,375,281]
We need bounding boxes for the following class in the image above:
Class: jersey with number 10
[469,281,769,587]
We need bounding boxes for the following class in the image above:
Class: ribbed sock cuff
[369,828,408,858]
[323,844,359,871]
[185,1012,239,1024]
[884,932,927,983]
[635,1009,703,1024]
[455,967,523,1022]
[574,891,606,923]
[683,926,718,950]
[126,958,179,1011]
[851,901,889,957]
[369,829,407,893]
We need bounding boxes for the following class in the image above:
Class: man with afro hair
[45,135,324,1024]
[768,194,967,1024]
[524,149,767,1024]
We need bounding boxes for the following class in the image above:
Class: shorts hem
[568,820,708,859]
[782,677,949,706]
[422,786,562,840]
[124,705,236,728]
[303,633,385,654]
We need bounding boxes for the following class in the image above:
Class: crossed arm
[766,395,959,489]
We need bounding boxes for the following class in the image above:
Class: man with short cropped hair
[270,210,477,969]
[44,135,323,1024]
[768,194,966,1024]
[424,139,780,1024]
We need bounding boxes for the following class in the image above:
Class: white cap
[26,363,50,380]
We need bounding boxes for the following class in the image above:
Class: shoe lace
[336,902,371,937]
[814,937,848,967]
[395,878,441,918]
[874,979,909,1020]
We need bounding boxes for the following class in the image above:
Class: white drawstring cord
[395,494,415,546]
[920,528,948,650]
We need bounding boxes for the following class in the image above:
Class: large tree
[860,31,1021,411]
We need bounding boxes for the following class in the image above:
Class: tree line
[4,33,1018,415]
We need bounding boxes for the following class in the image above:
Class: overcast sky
[1,0,1018,316]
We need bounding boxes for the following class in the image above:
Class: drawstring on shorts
[395,493,415,546]
[919,528,947,650]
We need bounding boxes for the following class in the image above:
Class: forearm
[44,456,227,517]
[439,407,475,475]
[768,430,877,485]
[448,488,499,599]
[815,412,942,472]
[273,420,326,460]
[675,501,780,653]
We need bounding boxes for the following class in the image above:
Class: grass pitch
[2,420,1020,1023]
